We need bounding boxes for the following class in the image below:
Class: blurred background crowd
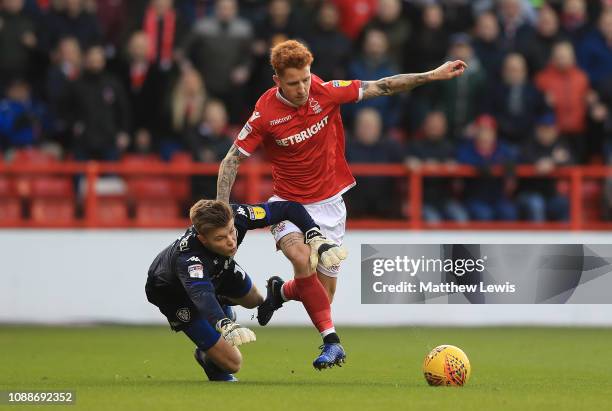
[2,0,612,222]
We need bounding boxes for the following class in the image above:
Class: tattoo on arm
[361,72,434,100]
[278,232,306,251]
[216,145,247,202]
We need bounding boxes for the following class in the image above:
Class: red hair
[270,40,313,75]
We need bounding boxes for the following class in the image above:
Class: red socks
[281,274,334,333]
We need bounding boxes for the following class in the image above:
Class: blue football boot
[194,348,238,382]
[312,343,346,370]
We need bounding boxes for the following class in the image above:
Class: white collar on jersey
[275,88,299,108]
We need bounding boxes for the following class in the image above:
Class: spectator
[41,0,102,52]
[517,113,571,221]
[560,0,590,44]
[45,36,81,147]
[117,31,170,133]
[433,33,487,137]
[535,41,590,162]
[489,53,548,145]
[163,66,206,157]
[405,111,468,223]
[497,0,533,51]
[95,0,127,55]
[251,0,303,98]
[187,99,232,199]
[0,0,38,91]
[185,0,252,122]
[303,1,351,81]
[331,0,377,40]
[518,4,568,75]
[360,0,411,69]
[456,114,518,221]
[405,2,449,74]
[345,108,404,218]
[472,11,505,81]
[137,0,188,71]
[346,28,400,128]
[594,76,612,163]
[440,0,475,34]
[131,127,156,155]
[46,36,81,101]
[67,45,131,160]
[0,78,50,150]
[577,8,612,89]
[185,99,231,162]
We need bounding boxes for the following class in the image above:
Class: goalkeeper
[145,199,345,382]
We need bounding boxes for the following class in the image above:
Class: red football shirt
[234,75,362,203]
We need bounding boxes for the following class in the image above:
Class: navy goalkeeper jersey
[146,202,317,327]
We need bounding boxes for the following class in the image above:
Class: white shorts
[269,194,347,277]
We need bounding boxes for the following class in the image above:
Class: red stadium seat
[127,178,180,224]
[96,197,129,224]
[128,178,175,199]
[0,177,21,223]
[11,149,61,198]
[170,151,193,164]
[582,180,602,222]
[135,200,179,223]
[31,198,75,224]
[30,177,74,197]
[120,153,162,165]
[27,177,75,224]
[0,198,21,222]
[11,148,57,164]
[0,177,15,196]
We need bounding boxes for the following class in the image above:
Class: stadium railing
[0,160,610,230]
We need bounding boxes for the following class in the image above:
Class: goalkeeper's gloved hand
[215,318,256,347]
[304,227,348,272]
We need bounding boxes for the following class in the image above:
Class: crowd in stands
[1,0,612,222]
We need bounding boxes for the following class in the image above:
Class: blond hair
[189,199,233,234]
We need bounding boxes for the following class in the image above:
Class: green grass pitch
[1,326,611,411]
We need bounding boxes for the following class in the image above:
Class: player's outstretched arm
[217,144,248,203]
[361,60,468,100]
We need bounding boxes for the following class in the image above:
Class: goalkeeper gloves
[304,227,348,272]
[215,318,256,347]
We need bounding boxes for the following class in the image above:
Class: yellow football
[423,345,471,386]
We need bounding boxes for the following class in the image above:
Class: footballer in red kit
[234,75,360,203]
[216,40,467,370]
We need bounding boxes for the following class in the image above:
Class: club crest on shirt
[176,308,191,322]
[309,98,322,114]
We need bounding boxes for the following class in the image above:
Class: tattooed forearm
[361,72,434,100]
[216,145,246,203]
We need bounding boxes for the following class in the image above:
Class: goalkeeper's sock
[288,273,334,334]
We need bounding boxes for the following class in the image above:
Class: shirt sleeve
[322,80,363,105]
[233,108,265,157]
[232,202,318,233]
[175,255,226,326]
